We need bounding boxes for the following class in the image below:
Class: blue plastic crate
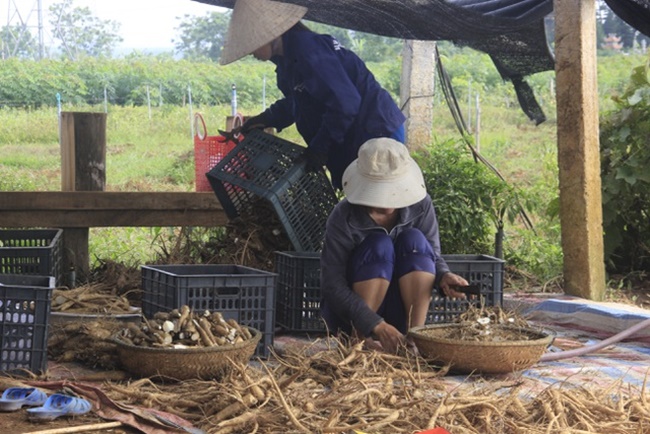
[141,264,276,358]
[206,130,338,252]
[0,229,63,287]
[0,275,53,374]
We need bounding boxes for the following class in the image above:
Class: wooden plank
[0,192,219,209]
[60,112,107,192]
[59,112,108,280]
[0,192,227,227]
[60,112,75,191]
[554,0,606,300]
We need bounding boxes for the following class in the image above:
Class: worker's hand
[372,320,406,354]
[439,272,469,299]
[241,112,271,134]
[303,147,328,172]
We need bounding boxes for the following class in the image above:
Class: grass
[0,103,309,268]
[1,51,645,277]
[0,97,562,273]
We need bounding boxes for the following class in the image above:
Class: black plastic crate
[426,254,505,323]
[0,274,55,288]
[0,277,53,374]
[206,130,338,252]
[274,252,505,332]
[0,229,63,286]
[274,251,323,333]
[141,264,276,358]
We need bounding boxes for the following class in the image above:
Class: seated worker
[319,138,469,353]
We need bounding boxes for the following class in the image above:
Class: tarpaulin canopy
[192,0,650,123]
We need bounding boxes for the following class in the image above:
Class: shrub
[414,139,526,256]
[600,55,650,272]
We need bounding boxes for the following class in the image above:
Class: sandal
[26,393,92,421]
[0,387,48,412]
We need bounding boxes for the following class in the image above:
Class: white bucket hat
[220,0,308,65]
[342,138,427,208]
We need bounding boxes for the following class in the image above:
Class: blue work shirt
[265,26,406,190]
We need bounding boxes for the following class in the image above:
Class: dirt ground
[506,266,650,310]
[4,266,650,434]
[2,411,139,434]
[606,273,650,309]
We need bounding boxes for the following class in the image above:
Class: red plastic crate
[193,113,242,192]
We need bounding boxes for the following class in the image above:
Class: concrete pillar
[400,40,436,150]
[554,0,606,300]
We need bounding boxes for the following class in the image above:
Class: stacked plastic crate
[143,130,339,356]
[0,229,61,375]
[0,274,55,374]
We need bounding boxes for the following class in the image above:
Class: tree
[351,33,402,63]
[306,22,402,63]
[173,11,230,61]
[596,0,650,51]
[49,0,122,60]
[306,22,354,48]
[1,25,37,59]
[172,13,391,63]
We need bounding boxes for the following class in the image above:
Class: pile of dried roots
[48,319,124,369]
[51,285,133,314]
[102,338,650,434]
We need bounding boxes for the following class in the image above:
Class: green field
[0,51,645,284]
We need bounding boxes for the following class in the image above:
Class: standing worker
[219,0,406,190]
[320,138,470,353]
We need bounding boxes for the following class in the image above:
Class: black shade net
[193,0,650,123]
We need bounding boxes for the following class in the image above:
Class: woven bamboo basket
[112,327,261,380]
[408,323,553,375]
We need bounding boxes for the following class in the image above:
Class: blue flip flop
[26,393,92,421]
[0,387,48,412]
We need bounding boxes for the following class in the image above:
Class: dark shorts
[321,228,436,335]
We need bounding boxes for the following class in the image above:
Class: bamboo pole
[22,421,123,434]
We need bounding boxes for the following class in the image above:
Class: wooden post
[400,40,435,150]
[60,112,107,285]
[554,0,606,300]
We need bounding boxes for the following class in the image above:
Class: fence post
[60,112,107,286]
[146,84,152,120]
[188,85,194,139]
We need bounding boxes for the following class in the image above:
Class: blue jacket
[264,26,406,189]
[320,195,451,337]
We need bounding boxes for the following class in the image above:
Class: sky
[3,0,227,52]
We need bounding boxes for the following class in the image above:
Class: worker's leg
[350,232,394,311]
[394,228,436,329]
[320,232,394,337]
[348,233,399,348]
[348,233,411,335]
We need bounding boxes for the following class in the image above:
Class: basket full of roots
[112,305,261,381]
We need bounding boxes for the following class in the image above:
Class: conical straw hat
[220,0,308,65]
